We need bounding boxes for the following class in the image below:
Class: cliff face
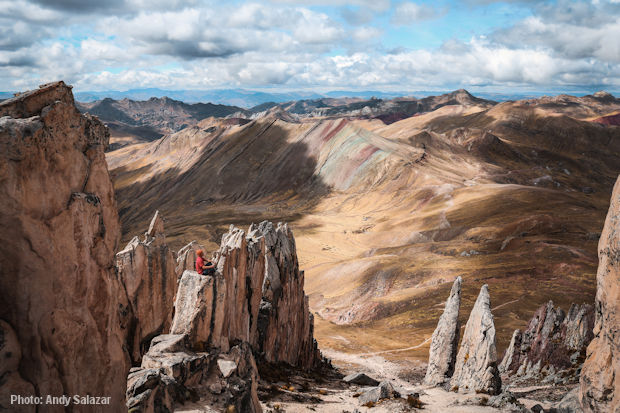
[128,221,321,412]
[175,221,321,368]
[580,175,620,413]
[0,82,129,411]
[116,210,178,364]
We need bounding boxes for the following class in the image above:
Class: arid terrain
[104,90,620,369]
[2,82,618,412]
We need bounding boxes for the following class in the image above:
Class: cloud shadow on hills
[112,120,331,247]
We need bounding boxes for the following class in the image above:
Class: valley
[104,89,620,365]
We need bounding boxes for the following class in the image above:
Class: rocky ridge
[127,221,322,411]
[0,82,129,411]
[116,210,178,363]
[77,96,249,140]
[499,301,594,384]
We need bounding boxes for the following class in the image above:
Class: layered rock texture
[116,210,177,363]
[499,301,594,382]
[128,221,322,411]
[173,221,321,367]
[175,240,206,277]
[0,82,129,410]
[450,285,501,395]
[126,335,261,413]
[580,175,620,413]
[424,276,462,386]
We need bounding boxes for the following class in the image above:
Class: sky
[1,0,620,94]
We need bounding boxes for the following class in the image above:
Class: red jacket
[196,256,205,273]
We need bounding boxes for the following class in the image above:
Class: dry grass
[107,104,619,362]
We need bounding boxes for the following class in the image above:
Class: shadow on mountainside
[112,120,331,250]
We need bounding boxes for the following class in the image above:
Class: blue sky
[1,0,619,94]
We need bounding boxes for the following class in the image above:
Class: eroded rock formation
[173,221,321,367]
[499,301,594,382]
[0,82,129,411]
[580,175,620,413]
[450,284,501,395]
[424,276,462,386]
[175,240,206,277]
[116,210,178,363]
[128,221,322,412]
[127,335,261,413]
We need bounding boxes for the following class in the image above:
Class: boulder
[358,381,397,405]
[343,372,380,386]
[0,81,129,411]
[116,211,178,363]
[127,340,261,413]
[557,388,584,413]
[487,390,526,411]
[126,368,177,413]
[580,175,620,413]
[450,284,501,395]
[424,276,462,386]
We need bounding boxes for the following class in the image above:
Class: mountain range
[78,90,496,145]
[5,87,608,108]
[105,89,620,359]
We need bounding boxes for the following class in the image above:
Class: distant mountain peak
[593,91,613,98]
[453,88,472,95]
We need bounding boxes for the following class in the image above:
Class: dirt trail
[260,347,564,413]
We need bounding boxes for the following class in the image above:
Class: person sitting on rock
[195,249,215,276]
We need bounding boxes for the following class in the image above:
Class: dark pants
[202,268,215,276]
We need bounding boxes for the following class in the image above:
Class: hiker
[195,249,215,275]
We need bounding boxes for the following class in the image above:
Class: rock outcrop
[116,210,178,363]
[424,276,462,386]
[175,240,206,277]
[450,284,501,395]
[580,175,620,413]
[127,335,261,413]
[172,221,321,368]
[0,82,129,411]
[499,301,594,382]
[127,221,322,412]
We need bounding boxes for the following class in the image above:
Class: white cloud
[0,0,619,93]
[269,0,391,12]
[391,2,442,25]
[352,27,382,42]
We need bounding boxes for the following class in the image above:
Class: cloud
[269,0,391,12]
[491,1,620,63]
[31,0,126,13]
[341,6,376,25]
[391,2,443,25]
[352,26,382,42]
[1,0,619,93]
